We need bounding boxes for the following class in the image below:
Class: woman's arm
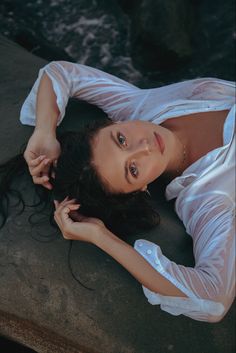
[23,73,61,189]
[21,62,235,128]
[35,73,60,132]
[54,189,235,322]
[94,227,186,297]
[54,198,186,298]
[21,61,145,187]
[20,60,144,127]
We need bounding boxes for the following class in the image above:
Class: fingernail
[70,204,80,209]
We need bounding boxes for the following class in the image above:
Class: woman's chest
[162,109,229,166]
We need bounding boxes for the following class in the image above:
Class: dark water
[0,0,235,87]
[0,0,142,82]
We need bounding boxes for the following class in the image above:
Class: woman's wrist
[93,226,124,250]
[93,226,109,246]
[34,124,57,136]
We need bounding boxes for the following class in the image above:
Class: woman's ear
[141,185,147,191]
[141,185,151,196]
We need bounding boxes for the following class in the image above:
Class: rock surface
[0,35,235,353]
[121,0,195,71]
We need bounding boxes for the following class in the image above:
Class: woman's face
[91,120,174,193]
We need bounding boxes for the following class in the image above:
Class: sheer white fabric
[20,61,236,322]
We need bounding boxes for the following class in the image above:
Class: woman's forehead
[92,124,112,147]
[91,125,134,193]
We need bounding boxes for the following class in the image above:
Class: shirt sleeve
[20,60,148,126]
[134,192,235,322]
[20,61,235,127]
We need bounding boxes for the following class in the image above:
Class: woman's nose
[131,139,150,157]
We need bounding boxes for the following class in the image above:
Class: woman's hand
[54,197,106,243]
[24,128,61,189]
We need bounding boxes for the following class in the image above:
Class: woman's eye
[117,132,127,146]
[129,162,139,178]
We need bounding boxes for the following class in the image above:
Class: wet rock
[13,29,73,62]
[119,0,195,71]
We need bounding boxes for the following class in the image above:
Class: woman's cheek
[143,160,158,184]
[151,156,165,179]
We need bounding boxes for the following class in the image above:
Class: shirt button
[154,259,159,265]
[138,242,143,247]
[147,249,152,255]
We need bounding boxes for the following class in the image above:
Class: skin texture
[91,120,184,193]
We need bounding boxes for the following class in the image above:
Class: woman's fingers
[54,198,78,216]
[53,198,104,242]
[30,157,51,177]
[69,210,86,222]
[23,131,61,190]
[55,197,76,206]
[32,174,49,184]
[54,200,59,208]
[31,175,52,190]
[42,180,53,190]
[54,201,80,239]
[26,154,54,189]
[27,154,46,167]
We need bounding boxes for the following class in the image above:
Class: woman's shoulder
[156,77,235,101]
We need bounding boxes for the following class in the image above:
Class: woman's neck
[161,109,229,179]
[164,130,189,180]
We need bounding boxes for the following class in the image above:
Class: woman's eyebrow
[110,131,132,185]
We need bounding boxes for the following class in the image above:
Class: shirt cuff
[134,239,225,321]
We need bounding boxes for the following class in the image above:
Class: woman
[19,61,235,322]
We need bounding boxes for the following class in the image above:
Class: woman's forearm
[35,73,60,134]
[94,228,186,297]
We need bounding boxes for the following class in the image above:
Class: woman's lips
[154,132,165,154]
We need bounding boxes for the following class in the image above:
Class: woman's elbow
[206,294,234,323]
[206,312,226,323]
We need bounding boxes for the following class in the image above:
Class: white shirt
[20,61,236,322]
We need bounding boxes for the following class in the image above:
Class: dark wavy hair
[0,119,160,237]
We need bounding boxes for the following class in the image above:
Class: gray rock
[0,35,235,353]
[127,0,195,70]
